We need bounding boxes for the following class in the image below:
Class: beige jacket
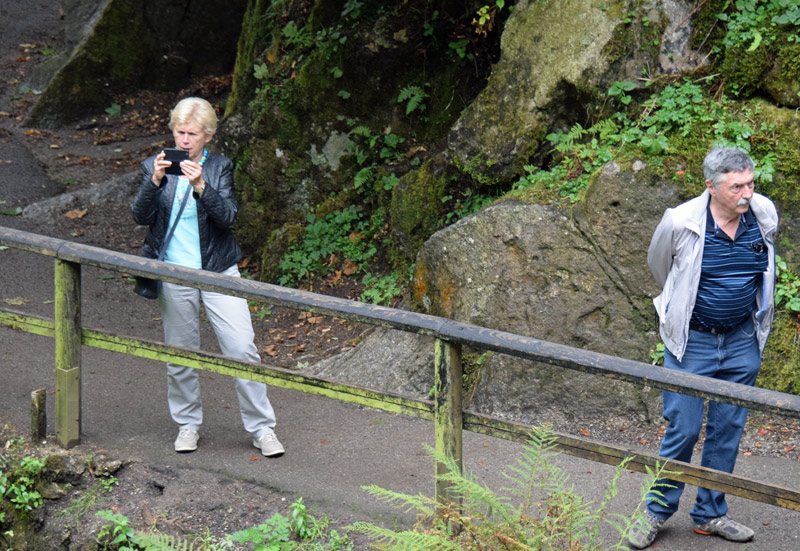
[647,189,778,361]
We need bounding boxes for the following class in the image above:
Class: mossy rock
[760,311,800,395]
[26,0,246,127]
[389,160,450,263]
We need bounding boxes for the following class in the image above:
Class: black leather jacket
[131,153,242,273]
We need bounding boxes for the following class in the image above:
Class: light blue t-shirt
[164,178,202,269]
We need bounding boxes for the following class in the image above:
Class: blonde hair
[168,97,217,135]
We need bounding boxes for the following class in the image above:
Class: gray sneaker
[174,428,198,452]
[253,433,285,457]
[694,515,754,542]
[627,510,664,549]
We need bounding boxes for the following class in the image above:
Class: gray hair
[703,147,755,189]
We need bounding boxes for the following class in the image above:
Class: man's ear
[705,179,715,195]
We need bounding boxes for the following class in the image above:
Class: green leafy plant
[1,456,44,513]
[104,103,121,118]
[99,476,118,493]
[96,509,136,550]
[278,206,384,287]
[349,425,679,550]
[649,342,665,366]
[282,21,313,48]
[228,513,292,550]
[397,85,430,115]
[775,255,800,313]
[608,80,637,105]
[360,272,402,305]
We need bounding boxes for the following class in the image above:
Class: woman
[131,97,283,457]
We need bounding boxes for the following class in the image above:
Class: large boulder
[25,0,246,127]
[447,0,701,184]
[310,161,674,426]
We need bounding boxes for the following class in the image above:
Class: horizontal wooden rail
[2,307,800,511]
[3,226,798,419]
[2,224,800,511]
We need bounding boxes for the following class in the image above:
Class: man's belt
[689,320,745,335]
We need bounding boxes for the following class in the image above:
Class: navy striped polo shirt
[690,204,768,330]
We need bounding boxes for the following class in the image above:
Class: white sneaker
[174,428,199,452]
[253,433,284,457]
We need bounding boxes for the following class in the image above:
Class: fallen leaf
[49,144,60,149]
[250,456,260,461]
[65,208,88,219]
[307,315,324,324]
[784,446,796,453]
[756,442,762,448]
[762,521,771,526]
[580,429,590,436]
[477,462,485,466]
[287,332,297,339]
[0,206,22,216]
[0,111,11,117]
[640,439,648,445]
[743,451,752,456]
[2,296,29,306]
[757,427,770,436]
[343,260,358,275]
[264,344,278,357]
[293,343,306,354]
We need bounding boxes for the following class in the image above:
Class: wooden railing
[2,224,800,509]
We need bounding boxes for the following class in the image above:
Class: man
[628,147,778,548]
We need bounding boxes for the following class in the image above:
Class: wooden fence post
[434,338,463,506]
[55,259,81,448]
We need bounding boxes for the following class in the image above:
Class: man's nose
[743,186,754,199]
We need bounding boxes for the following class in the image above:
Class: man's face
[707,169,755,217]
[172,121,212,162]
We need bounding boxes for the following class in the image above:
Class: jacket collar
[684,188,777,236]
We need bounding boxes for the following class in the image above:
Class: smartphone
[163,148,189,175]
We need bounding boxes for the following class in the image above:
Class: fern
[132,532,204,550]
[397,85,429,115]
[360,484,437,516]
[349,425,681,551]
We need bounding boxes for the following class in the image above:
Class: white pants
[158,265,276,438]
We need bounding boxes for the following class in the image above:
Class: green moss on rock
[759,312,800,394]
[389,160,450,265]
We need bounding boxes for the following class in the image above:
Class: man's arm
[647,209,675,290]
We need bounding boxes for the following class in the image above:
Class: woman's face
[172,120,213,162]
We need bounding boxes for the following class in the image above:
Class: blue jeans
[647,319,760,524]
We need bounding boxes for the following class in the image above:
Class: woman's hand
[181,159,206,195]
[151,151,168,185]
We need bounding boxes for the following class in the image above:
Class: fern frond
[361,485,436,516]
[349,522,462,551]
[132,531,199,550]
[349,125,372,137]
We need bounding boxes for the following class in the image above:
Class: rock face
[25,0,246,127]
[312,161,674,426]
[447,0,701,183]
